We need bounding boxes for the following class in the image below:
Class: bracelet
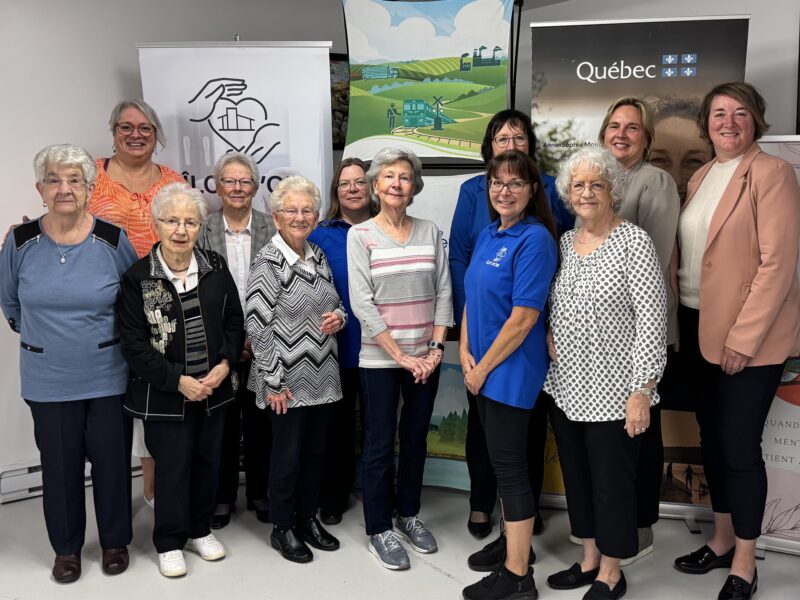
[634,387,652,398]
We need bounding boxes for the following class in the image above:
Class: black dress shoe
[247,499,270,524]
[547,562,600,590]
[463,566,538,600]
[467,532,535,572]
[467,518,492,540]
[674,545,734,574]
[582,572,626,600]
[53,553,81,583]
[320,512,342,525]
[210,512,231,529]
[295,517,340,551]
[271,526,313,563]
[718,570,757,600]
[101,547,129,575]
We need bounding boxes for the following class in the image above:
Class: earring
[42,201,47,207]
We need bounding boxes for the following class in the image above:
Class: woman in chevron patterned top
[246,175,347,564]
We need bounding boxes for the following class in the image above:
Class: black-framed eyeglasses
[116,123,156,136]
[489,179,528,193]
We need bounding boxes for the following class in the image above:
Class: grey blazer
[199,208,275,265]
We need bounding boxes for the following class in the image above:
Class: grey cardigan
[199,208,275,263]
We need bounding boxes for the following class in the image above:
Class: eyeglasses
[42,176,87,189]
[116,123,156,137]
[569,181,609,195]
[158,218,201,231]
[493,134,527,147]
[337,179,368,190]
[489,179,528,193]
[277,208,317,218]
[219,178,255,189]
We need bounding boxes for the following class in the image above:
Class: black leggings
[475,394,536,522]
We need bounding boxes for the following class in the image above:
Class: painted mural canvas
[343,0,513,160]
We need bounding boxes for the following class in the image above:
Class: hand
[720,346,750,376]
[178,375,214,402]
[188,78,247,121]
[198,359,230,390]
[267,388,293,414]
[464,364,488,396]
[459,346,476,376]
[241,338,253,362]
[624,393,651,438]
[396,353,428,384]
[2,216,30,246]
[320,311,343,335]
[546,328,557,361]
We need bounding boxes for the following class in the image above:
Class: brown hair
[324,157,378,221]
[697,81,769,144]
[597,96,655,161]
[480,109,537,163]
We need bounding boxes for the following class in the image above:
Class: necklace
[576,222,613,246]
[55,241,68,264]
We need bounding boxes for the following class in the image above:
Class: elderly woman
[672,82,800,600]
[0,144,138,582]
[246,176,346,563]
[347,147,453,570]
[459,151,558,600]
[544,148,666,600]
[309,157,377,524]
[118,183,243,577]
[450,110,572,557]
[598,97,679,562]
[199,152,274,529]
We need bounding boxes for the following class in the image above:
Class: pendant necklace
[55,241,67,264]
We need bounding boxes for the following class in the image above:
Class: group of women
[0,81,797,600]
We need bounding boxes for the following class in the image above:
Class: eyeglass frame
[219,177,256,189]
[41,176,89,190]
[492,134,528,148]
[488,179,529,193]
[115,123,157,137]
[157,217,201,231]
[276,208,318,218]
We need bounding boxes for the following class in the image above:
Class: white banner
[138,43,334,214]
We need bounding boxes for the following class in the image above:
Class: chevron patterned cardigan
[245,241,347,409]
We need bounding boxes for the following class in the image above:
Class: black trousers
[268,403,331,529]
[550,404,641,559]
[320,367,361,515]
[144,402,226,552]
[679,305,783,540]
[27,395,132,556]
[465,390,548,518]
[216,362,271,505]
[475,395,535,522]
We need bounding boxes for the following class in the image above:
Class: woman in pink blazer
[672,82,800,600]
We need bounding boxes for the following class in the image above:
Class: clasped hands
[178,359,231,402]
[398,350,442,384]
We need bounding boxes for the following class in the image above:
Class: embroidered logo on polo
[486,246,508,268]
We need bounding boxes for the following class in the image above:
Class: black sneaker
[463,566,538,600]
[468,532,536,572]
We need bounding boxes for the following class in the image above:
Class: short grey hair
[151,182,208,223]
[270,176,322,213]
[556,147,625,214]
[33,144,97,184]
[365,147,424,205]
[213,152,260,192]
[108,99,167,148]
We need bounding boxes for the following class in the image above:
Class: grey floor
[1,479,797,599]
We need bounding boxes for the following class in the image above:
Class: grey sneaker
[620,526,654,566]
[394,515,438,554]
[369,530,410,570]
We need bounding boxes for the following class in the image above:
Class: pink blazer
[681,142,800,366]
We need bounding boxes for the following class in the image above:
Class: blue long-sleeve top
[449,172,574,328]
[308,218,362,369]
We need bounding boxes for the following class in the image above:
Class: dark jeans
[360,366,440,536]
[268,403,331,529]
[475,394,535,522]
[216,362,271,506]
[320,367,361,516]
[27,395,132,556]
[465,390,549,518]
[550,404,641,559]
[144,402,225,552]
[679,305,783,539]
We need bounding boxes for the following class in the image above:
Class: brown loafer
[53,553,81,583]
[102,547,129,575]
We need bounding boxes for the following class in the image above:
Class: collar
[318,218,352,229]
[271,233,314,266]
[148,243,213,279]
[488,215,538,238]
[156,246,198,280]
[222,212,253,234]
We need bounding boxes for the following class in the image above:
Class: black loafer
[467,532,535,572]
[271,526,313,563]
[718,570,757,600]
[547,562,600,590]
[320,512,342,526]
[53,553,81,583]
[467,518,492,540]
[583,571,626,600]
[210,512,231,529]
[674,545,734,574]
[295,517,340,551]
[101,547,129,575]
[247,499,270,524]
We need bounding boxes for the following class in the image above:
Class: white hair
[33,144,97,184]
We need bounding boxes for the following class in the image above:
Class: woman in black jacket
[118,183,243,578]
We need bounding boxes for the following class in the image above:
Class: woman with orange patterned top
[90,99,185,507]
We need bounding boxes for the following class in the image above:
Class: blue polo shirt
[464,216,558,409]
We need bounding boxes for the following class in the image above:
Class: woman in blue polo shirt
[460,151,558,600]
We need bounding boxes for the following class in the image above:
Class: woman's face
[488,167,533,226]
[372,160,414,211]
[650,116,713,204]
[490,122,529,158]
[603,105,646,170]
[708,94,756,161]
[113,107,157,162]
[568,164,615,223]
[217,162,256,212]
[272,191,319,250]
[336,165,370,215]
[155,199,201,257]
[37,163,93,217]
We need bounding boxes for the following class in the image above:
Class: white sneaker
[158,550,187,577]
[186,533,226,561]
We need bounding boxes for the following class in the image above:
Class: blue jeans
[360,366,440,536]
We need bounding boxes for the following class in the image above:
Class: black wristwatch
[427,340,445,351]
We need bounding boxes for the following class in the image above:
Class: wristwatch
[636,387,653,398]
[427,340,445,351]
